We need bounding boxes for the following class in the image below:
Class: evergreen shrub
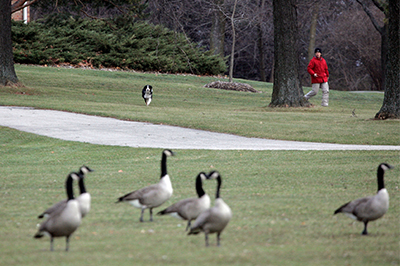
[12,15,226,75]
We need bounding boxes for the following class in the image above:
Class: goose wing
[334,196,372,218]
[117,184,161,203]
[38,199,68,219]
[158,197,197,218]
[188,208,213,234]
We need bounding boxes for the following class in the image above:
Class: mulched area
[204,81,261,93]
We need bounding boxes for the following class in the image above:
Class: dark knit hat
[315,47,322,53]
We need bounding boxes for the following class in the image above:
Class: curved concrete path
[0,106,399,151]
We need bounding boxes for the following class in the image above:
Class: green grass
[0,64,398,145]
[0,65,399,265]
[0,128,399,265]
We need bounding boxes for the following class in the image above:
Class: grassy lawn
[0,65,399,265]
[0,64,398,145]
[1,128,399,265]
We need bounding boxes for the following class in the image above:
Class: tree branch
[356,0,384,34]
[11,0,39,13]
[371,0,385,12]
[104,0,127,15]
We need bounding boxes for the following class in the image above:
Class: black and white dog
[142,85,153,106]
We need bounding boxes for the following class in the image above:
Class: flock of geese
[33,149,393,251]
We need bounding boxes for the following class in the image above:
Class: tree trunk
[380,24,388,91]
[307,3,319,63]
[375,0,400,119]
[270,0,306,107]
[269,59,274,83]
[0,0,19,86]
[257,0,266,82]
[228,0,238,83]
[210,0,226,58]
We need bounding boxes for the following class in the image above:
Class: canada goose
[38,165,94,219]
[334,163,393,235]
[188,171,232,246]
[116,149,174,222]
[76,165,94,218]
[157,172,211,231]
[142,85,153,106]
[34,172,82,251]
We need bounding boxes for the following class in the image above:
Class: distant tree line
[24,0,387,92]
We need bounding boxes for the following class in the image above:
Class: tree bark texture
[210,0,226,58]
[375,0,400,119]
[270,0,306,107]
[0,0,19,86]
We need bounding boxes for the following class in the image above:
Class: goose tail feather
[157,209,167,215]
[34,232,44,239]
[334,202,350,215]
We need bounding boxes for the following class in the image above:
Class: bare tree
[356,0,388,90]
[307,1,319,63]
[228,0,237,82]
[257,0,266,82]
[270,0,306,107]
[7,0,390,95]
[210,0,226,57]
[329,8,382,90]
[296,1,383,91]
[224,0,273,82]
[375,0,400,119]
[0,0,19,86]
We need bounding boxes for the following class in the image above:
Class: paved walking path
[0,106,399,150]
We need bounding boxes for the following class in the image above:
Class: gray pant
[304,82,329,106]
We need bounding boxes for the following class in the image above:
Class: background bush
[11,15,227,75]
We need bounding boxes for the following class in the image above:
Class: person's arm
[307,60,316,76]
[325,61,329,79]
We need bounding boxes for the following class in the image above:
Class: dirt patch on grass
[204,81,261,93]
[0,84,37,95]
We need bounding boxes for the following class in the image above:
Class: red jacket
[307,56,329,84]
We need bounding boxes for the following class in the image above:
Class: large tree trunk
[0,0,19,86]
[375,0,400,119]
[270,0,306,107]
[210,0,226,58]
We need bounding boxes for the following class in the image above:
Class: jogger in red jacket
[304,48,330,106]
